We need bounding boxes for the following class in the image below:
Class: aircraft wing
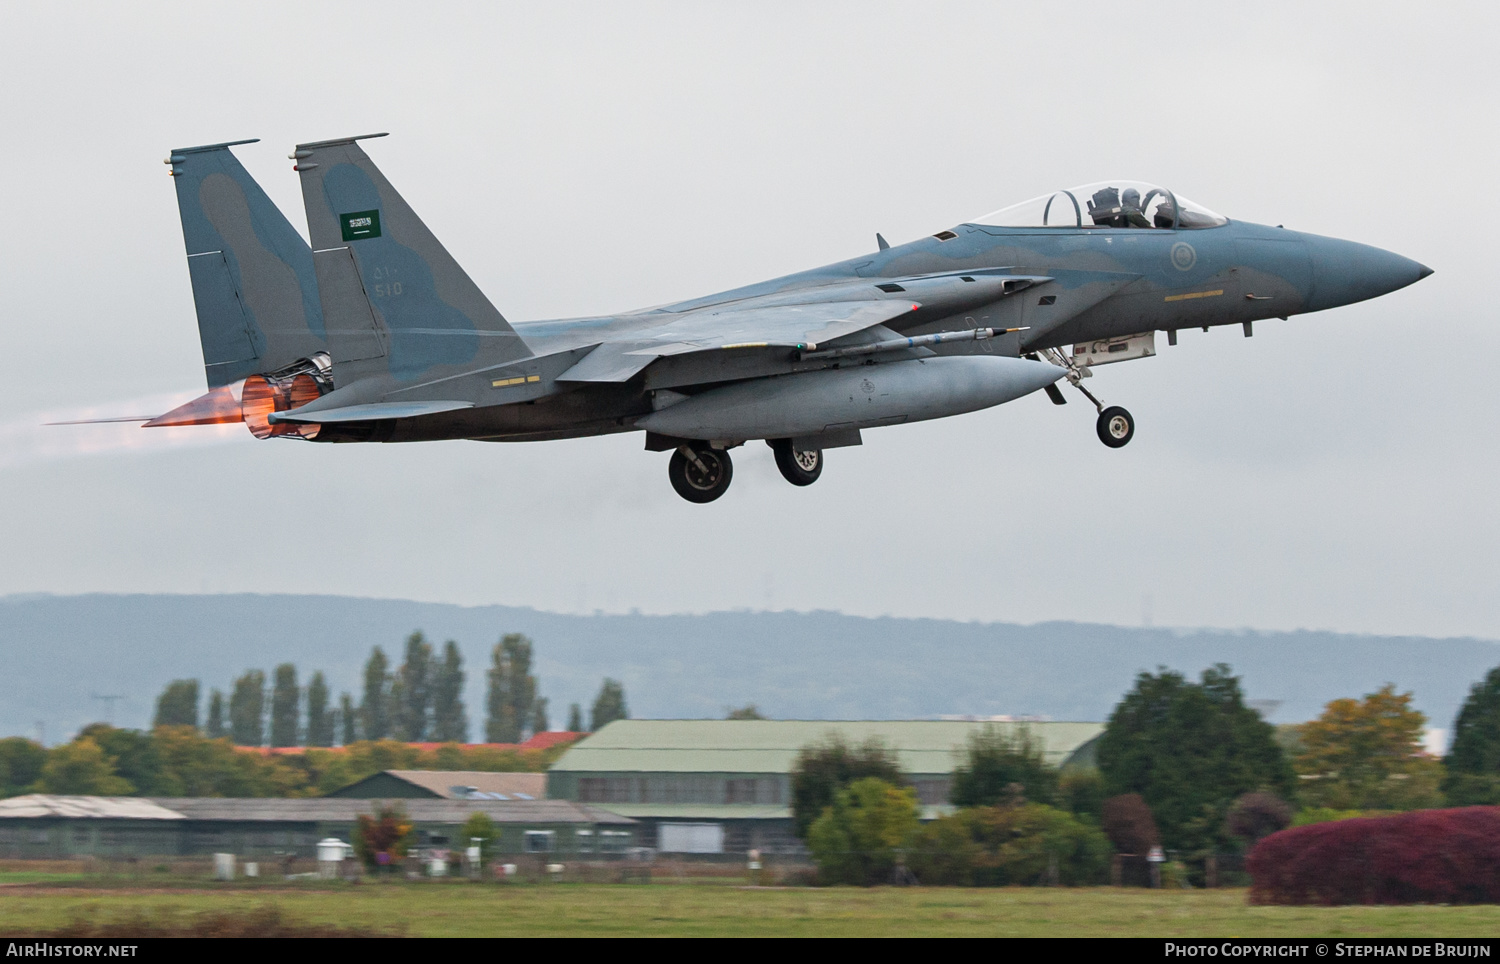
[557,299,916,384]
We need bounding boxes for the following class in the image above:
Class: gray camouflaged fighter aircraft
[140,133,1430,502]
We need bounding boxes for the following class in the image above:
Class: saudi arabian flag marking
[340,210,382,242]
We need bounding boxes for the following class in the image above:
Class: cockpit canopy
[972,181,1228,230]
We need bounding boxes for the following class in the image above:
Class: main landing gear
[666,439,826,503]
[1037,349,1136,449]
[770,439,823,486]
[669,445,734,503]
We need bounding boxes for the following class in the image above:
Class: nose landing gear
[669,444,734,503]
[1037,348,1136,449]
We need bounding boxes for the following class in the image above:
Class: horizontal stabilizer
[269,400,473,424]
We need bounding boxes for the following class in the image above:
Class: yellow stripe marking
[491,374,540,388]
[1164,289,1224,303]
[719,342,769,349]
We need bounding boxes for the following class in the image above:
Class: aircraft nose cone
[1304,234,1432,312]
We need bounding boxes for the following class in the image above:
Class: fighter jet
[139,134,1430,502]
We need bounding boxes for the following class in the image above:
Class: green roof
[550,720,1103,776]
[599,803,957,821]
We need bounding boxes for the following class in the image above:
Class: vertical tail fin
[168,140,327,387]
[292,133,531,384]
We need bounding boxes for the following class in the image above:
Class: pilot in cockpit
[1088,186,1154,228]
[1119,188,1152,229]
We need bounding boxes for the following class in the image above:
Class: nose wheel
[669,445,734,503]
[769,439,823,486]
[1035,348,1137,449]
[1096,406,1134,448]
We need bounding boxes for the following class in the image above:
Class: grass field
[2,880,1500,937]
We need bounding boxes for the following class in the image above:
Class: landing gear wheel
[669,445,734,503]
[1096,406,1135,448]
[770,439,823,486]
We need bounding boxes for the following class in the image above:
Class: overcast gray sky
[0,2,1494,638]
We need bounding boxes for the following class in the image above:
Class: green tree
[306,672,334,748]
[531,697,549,737]
[361,647,392,741]
[204,690,226,739]
[340,692,359,746]
[806,777,920,886]
[1444,666,1500,804]
[1294,684,1443,811]
[460,812,496,867]
[153,679,199,729]
[393,632,433,742]
[486,634,538,743]
[77,724,163,795]
[36,738,132,795]
[269,664,300,748]
[0,738,46,797]
[950,725,1058,808]
[432,640,468,743]
[726,705,766,720]
[589,678,628,734]
[1097,664,1294,853]
[790,734,907,839]
[566,703,584,733]
[229,670,266,747]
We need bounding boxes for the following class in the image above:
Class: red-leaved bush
[1248,807,1500,904]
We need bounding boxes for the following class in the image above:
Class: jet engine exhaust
[241,373,321,439]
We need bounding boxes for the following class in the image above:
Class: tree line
[151,631,630,747]
[0,726,580,800]
[793,661,1500,886]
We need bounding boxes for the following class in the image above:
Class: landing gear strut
[769,439,823,486]
[1038,348,1137,449]
[668,445,734,503]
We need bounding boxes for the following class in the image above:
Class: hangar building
[0,794,634,859]
[545,719,1103,854]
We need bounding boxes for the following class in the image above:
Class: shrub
[353,805,415,873]
[1059,769,1106,820]
[1248,807,1500,904]
[806,778,919,886]
[1101,793,1159,855]
[910,803,1111,886]
[1292,807,1368,827]
[1225,792,1294,846]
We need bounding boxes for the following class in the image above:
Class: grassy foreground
[3,881,1500,937]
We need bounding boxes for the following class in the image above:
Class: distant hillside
[0,593,1494,743]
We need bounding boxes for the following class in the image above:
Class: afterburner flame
[141,385,244,428]
[241,374,322,439]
